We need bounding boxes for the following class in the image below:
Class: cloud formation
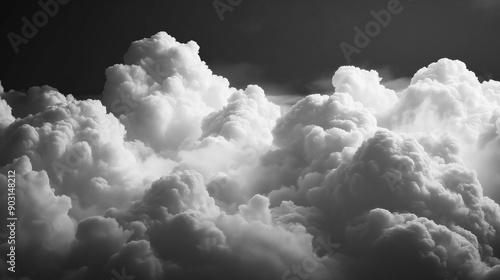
[1,33,500,280]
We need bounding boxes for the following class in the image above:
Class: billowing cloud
[101,32,235,153]
[1,33,500,280]
[332,66,398,113]
[0,156,74,277]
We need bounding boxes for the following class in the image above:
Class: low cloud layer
[1,32,500,280]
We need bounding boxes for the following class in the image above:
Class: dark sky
[0,0,499,98]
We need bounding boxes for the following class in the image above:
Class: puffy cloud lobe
[482,80,500,105]
[320,130,500,254]
[102,170,334,280]
[102,32,235,152]
[381,58,500,202]
[0,85,73,119]
[385,59,495,142]
[411,58,481,87]
[0,90,15,129]
[123,32,232,110]
[345,209,493,280]
[177,86,280,212]
[272,93,376,152]
[129,170,219,218]
[253,93,376,205]
[332,66,397,113]
[239,194,272,224]
[0,85,71,151]
[0,96,176,221]
[201,85,280,146]
[65,216,132,278]
[103,240,164,280]
[415,132,464,164]
[0,97,15,149]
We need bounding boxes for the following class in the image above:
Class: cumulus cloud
[0,156,74,278]
[0,85,73,119]
[332,66,398,113]
[379,59,500,201]
[101,32,235,153]
[2,32,500,280]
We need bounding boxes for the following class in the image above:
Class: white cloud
[2,33,500,280]
[332,66,398,113]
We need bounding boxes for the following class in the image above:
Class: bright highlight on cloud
[1,32,500,280]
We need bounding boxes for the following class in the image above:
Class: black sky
[0,0,499,98]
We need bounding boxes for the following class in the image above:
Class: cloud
[332,66,398,113]
[0,90,177,221]
[102,32,235,152]
[344,208,495,280]
[0,156,75,277]
[379,58,500,202]
[209,61,307,114]
[2,33,500,280]
[0,85,73,119]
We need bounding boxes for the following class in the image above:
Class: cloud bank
[1,32,500,280]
